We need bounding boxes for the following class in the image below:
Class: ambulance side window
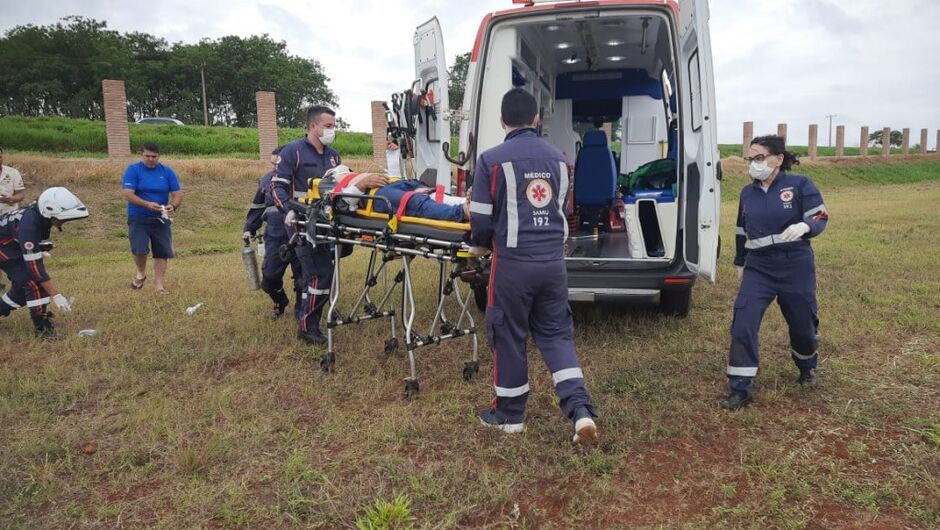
[688,50,702,132]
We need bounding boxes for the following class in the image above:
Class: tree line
[0,17,340,128]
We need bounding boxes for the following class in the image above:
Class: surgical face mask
[318,126,336,146]
[748,160,774,181]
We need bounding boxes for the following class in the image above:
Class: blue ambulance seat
[574,130,617,208]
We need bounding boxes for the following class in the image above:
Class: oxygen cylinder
[242,242,261,290]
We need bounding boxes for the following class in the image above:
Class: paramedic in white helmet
[0,187,89,339]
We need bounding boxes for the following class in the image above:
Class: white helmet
[37,187,89,221]
[323,164,352,180]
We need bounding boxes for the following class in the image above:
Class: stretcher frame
[289,192,481,397]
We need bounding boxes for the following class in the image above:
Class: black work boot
[719,391,753,411]
[33,313,62,341]
[797,368,818,387]
[270,292,289,319]
[297,329,327,345]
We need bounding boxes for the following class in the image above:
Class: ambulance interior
[476,12,679,262]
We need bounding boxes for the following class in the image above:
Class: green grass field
[1,116,923,162]
[0,154,938,528]
[0,116,374,158]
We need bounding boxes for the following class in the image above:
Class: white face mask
[318,127,336,146]
[748,160,774,181]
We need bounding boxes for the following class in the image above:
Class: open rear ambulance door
[413,17,451,189]
[678,0,720,282]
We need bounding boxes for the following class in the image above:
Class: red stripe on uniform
[490,164,499,199]
[487,246,498,308]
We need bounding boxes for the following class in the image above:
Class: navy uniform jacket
[469,128,570,261]
[271,137,341,213]
[0,205,53,283]
[244,171,289,239]
[734,172,829,266]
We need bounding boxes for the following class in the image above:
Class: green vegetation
[0,155,937,527]
[0,116,374,157]
[0,17,335,127]
[719,143,908,158]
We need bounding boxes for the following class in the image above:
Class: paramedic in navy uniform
[468,88,598,444]
[244,146,304,320]
[721,135,829,410]
[271,106,344,345]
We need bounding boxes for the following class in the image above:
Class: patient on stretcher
[326,165,469,222]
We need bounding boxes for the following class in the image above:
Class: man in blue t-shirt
[121,142,183,294]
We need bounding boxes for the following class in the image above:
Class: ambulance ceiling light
[605,39,624,46]
[555,42,572,50]
[545,24,560,31]
[562,55,580,65]
[607,56,625,62]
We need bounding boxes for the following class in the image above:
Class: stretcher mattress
[335,210,469,243]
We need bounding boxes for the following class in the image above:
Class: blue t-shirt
[122,162,182,218]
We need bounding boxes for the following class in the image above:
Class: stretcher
[287,181,482,397]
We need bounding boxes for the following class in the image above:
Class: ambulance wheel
[404,378,420,398]
[463,361,479,381]
[660,288,692,318]
[472,284,487,312]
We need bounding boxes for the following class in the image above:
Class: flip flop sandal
[131,276,147,289]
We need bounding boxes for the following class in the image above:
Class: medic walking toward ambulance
[722,135,829,410]
[469,88,598,444]
[271,106,343,345]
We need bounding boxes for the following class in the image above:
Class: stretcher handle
[286,200,309,216]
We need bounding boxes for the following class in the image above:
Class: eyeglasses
[743,153,778,164]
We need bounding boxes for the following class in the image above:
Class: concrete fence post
[256,91,278,162]
[882,127,891,157]
[777,123,787,141]
[920,129,928,155]
[860,126,869,157]
[742,121,753,156]
[102,79,131,160]
[936,130,940,154]
[901,128,910,156]
[371,101,388,169]
[835,126,845,159]
[808,124,818,160]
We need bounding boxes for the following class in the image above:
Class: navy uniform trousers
[261,233,303,319]
[728,246,820,395]
[487,256,593,422]
[295,241,333,334]
[0,253,50,321]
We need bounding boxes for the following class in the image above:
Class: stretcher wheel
[440,322,455,335]
[320,352,336,373]
[364,302,377,316]
[404,378,420,398]
[462,361,479,381]
[472,284,487,313]
[384,338,399,355]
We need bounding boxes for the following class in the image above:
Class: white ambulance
[397,0,720,316]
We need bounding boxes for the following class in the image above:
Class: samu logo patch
[526,179,552,208]
[780,190,794,202]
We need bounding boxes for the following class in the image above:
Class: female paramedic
[721,135,829,410]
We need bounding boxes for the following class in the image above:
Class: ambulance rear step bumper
[567,288,659,302]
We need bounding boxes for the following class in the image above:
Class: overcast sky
[1,0,937,147]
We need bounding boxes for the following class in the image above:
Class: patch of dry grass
[0,156,937,528]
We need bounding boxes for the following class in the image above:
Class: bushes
[0,116,374,157]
